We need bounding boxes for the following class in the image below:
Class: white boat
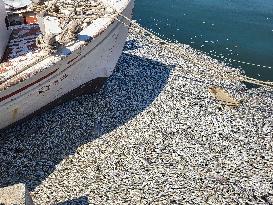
[0,0,134,130]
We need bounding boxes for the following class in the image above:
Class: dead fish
[208,87,240,108]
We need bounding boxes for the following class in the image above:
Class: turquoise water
[134,0,273,83]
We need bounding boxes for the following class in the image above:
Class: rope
[204,51,272,70]
[128,17,273,71]
[32,0,273,89]
[2,1,273,90]
[112,12,273,89]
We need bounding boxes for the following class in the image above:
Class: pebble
[0,25,273,205]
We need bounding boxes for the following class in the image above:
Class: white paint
[40,16,63,34]
[0,0,134,129]
[0,0,11,59]
[4,0,31,9]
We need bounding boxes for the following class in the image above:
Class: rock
[0,183,34,205]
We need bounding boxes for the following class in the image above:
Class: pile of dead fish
[0,26,273,204]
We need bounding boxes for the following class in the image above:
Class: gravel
[0,27,273,205]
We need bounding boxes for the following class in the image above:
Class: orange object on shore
[24,14,38,24]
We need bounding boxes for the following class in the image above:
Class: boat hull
[0,1,133,130]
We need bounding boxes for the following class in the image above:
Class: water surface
[134,0,273,83]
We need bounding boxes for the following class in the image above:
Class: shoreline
[0,28,273,204]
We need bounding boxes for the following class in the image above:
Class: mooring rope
[126,15,273,71]
[30,0,273,89]
[112,12,273,89]
[2,0,273,90]
[204,51,272,70]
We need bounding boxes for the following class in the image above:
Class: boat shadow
[0,45,172,191]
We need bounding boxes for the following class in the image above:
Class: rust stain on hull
[12,107,18,121]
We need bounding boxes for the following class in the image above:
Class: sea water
[134,0,273,83]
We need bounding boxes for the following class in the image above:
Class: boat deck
[0,24,41,75]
